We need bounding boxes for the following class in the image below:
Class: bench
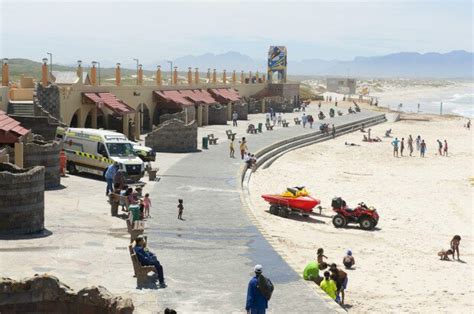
[226,130,236,140]
[294,118,301,125]
[128,244,156,286]
[282,120,289,127]
[109,193,129,216]
[247,125,258,134]
[208,134,218,145]
[265,123,274,131]
[126,219,144,242]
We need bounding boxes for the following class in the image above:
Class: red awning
[209,88,241,102]
[154,90,194,107]
[0,110,30,143]
[179,89,216,104]
[83,92,135,115]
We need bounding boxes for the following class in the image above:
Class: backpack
[257,274,274,301]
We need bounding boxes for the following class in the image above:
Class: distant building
[326,78,356,94]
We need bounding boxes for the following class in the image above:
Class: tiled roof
[179,89,217,104]
[83,92,135,115]
[155,90,194,107]
[209,88,241,102]
[0,110,30,143]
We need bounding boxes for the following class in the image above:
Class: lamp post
[92,61,101,85]
[47,52,52,74]
[167,60,173,85]
[133,58,139,85]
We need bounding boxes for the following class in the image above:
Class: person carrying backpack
[245,264,273,314]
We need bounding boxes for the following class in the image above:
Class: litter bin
[258,123,263,133]
[202,136,209,149]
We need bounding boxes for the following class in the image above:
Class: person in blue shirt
[391,138,400,157]
[134,236,167,288]
[246,264,268,314]
[105,162,119,195]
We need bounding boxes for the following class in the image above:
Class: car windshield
[106,142,136,157]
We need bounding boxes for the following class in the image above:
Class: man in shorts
[391,137,400,157]
[330,263,348,305]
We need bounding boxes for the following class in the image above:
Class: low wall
[0,274,134,314]
[23,139,61,189]
[0,163,45,235]
[145,119,197,153]
[208,104,228,125]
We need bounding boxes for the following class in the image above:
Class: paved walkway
[145,110,380,312]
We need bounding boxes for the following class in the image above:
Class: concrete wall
[145,119,197,153]
[208,104,228,125]
[0,163,44,235]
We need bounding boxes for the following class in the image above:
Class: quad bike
[331,197,379,230]
[261,186,321,218]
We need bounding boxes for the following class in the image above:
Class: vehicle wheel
[359,216,375,230]
[67,161,78,175]
[269,205,279,215]
[332,215,346,228]
[302,213,310,217]
[278,208,289,218]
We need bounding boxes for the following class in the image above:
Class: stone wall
[10,115,64,141]
[145,119,197,153]
[0,163,44,235]
[23,139,61,189]
[36,84,61,119]
[232,102,248,120]
[264,96,295,113]
[159,111,186,124]
[208,104,228,125]
[246,98,263,114]
[0,274,134,314]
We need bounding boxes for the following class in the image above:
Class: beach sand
[248,113,473,312]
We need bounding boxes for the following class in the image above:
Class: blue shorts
[341,277,348,290]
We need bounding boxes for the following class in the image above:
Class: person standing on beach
[391,137,400,157]
[229,138,235,158]
[420,140,426,157]
[467,119,471,130]
[330,264,348,305]
[450,235,461,260]
[443,140,448,156]
[265,112,271,124]
[240,138,248,160]
[437,139,443,155]
[302,113,307,128]
[400,138,405,156]
[415,135,421,152]
[232,111,238,127]
[408,135,414,156]
[332,124,336,138]
[308,115,314,129]
[177,199,184,220]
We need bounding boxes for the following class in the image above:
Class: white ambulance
[58,128,145,181]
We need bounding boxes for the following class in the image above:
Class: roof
[155,90,194,107]
[51,71,90,85]
[179,89,217,105]
[83,92,135,115]
[67,127,127,138]
[209,88,241,102]
[0,110,30,143]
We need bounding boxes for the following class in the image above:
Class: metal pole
[47,52,52,74]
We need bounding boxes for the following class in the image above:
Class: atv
[331,197,379,230]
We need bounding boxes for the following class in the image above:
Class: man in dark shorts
[330,263,348,305]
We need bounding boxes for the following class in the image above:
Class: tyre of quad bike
[332,215,347,228]
[278,208,289,218]
[359,216,375,230]
[269,205,279,215]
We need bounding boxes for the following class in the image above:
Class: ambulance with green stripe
[57,127,145,181]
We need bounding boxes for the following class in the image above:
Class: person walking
[408,135,414,156]
[332,124,336,138]
[420,139,427,157]
[104,162,119,195]
[400,138,405,157]
[240,137,248,160]
[415,135,421,152]
[391,137,400,157]
[229,138,235,158]
[302,113,307,128]
[232,111,238,127]
[308,115,314,129]
[443,140,448,156]
[134,236,167,288]
[246,265,270,314]
[437,139,443,156]
[277,113,282,126]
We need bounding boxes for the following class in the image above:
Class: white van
[58,127,145,181]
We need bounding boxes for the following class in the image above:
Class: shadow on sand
[0,228,53,240]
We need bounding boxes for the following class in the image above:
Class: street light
[47,52,52,74]
[133,58,139,85]
[42,58,48,65]
[167,60,173,85]
[92,61,101,85]
[77,60,82,67]
[2,58,8,64]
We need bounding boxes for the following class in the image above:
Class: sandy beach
[248,110,473,312]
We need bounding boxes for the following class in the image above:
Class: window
[98,142,108,157]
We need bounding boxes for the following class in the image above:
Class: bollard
[258,123,263,133]
[202,137,209,149]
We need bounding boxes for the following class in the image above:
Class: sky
[1,0,473,67]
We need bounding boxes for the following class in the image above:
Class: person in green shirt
[303,261,327,285]
[320,271,338,301]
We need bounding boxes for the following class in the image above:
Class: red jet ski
[261,186,321,218]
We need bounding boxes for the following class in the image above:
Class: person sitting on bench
[134,236,167,288]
